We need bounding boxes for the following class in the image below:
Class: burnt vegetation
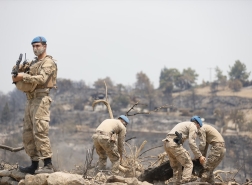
[1,62,252,184]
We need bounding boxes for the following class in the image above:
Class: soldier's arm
[188,124,202,159]
[198,129,208,157]
[117,129,126,159]
[23,60,56,85]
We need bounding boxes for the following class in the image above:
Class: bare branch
[125,102,172,117]
[136,140,147,158]
[139,145,163,157]
[0,145,24,152]
[125,137,136,142]
[104,80,108,102]
[125,102,139,116]
[83,145,95,178]
[92,99,114,119]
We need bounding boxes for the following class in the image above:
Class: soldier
[198,124,226,184]
[163,116,206,184]
[92,115,129,174]
[12,36,57,174]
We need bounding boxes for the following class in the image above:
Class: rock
[18,179,25,185]
[125,177,138,185]
[0,176,18,185]
[0,170,11,177]
[140,181,152,185]
[10,170,26,181]
[107,175,127,183]
[47,172,85,185]
[24,174,49,185]
[106,175,145,185]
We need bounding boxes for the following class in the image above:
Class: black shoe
[19,161,39,174]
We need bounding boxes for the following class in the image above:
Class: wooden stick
[0,145,24,152]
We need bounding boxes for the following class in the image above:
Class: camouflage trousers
[164,136,193,182]
[200,143,226,184]
[92,133,120,174]
[23,95,53,161]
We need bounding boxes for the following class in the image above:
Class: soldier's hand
[12,73,24,82]
[199,156,206,165]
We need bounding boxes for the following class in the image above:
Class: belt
[212,142,225,147]
[96,130,111,136]
[26,89,49,100]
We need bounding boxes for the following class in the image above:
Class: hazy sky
[1,0,252,94]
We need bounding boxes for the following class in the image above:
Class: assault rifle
[173,131,182,145]
[11,53,23,78]
[22,53,30,73]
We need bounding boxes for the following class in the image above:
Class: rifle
[22,53,30,73]
[11,53,23,78]
[173,131,182,145]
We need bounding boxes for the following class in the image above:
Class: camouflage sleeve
[23,60,55,85]
[198,129,208,157]
[117,128,126,157]
[188,124,202,159]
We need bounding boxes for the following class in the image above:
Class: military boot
[35,158,54,174]
[19,161,39,174]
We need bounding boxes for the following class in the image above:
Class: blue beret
[31,36,47,44]
[118,115,130,124]
[190,115,203,127]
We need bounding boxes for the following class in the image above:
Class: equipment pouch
[15,81,37,93]
[173,131,182,145]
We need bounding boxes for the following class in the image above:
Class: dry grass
[173,86,252,99]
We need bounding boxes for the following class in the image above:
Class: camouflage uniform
[92,119,126,174]
[20,55,57,161]
[163,122,202,183]
[198,124,226,184]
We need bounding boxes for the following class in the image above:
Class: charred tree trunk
[138,159,203,183]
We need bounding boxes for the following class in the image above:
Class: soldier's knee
[183,159,193,168]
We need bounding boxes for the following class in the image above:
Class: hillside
[1,84,252,184]
[174,85,252,99]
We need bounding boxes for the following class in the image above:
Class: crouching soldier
[198,124,226,184]
[92,115,129,175]
[162,116,206,184]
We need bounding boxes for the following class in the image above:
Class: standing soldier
[162,116,206,184]
[198,124,226,184]
[12,36,57,174]
[92,115,129,175]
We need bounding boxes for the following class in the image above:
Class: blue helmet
[118,115,130,124]
[190,115,203,127]
[31,36,47,44]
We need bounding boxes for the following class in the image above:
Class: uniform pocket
[34,96,51,120]
[35,119,49,133]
